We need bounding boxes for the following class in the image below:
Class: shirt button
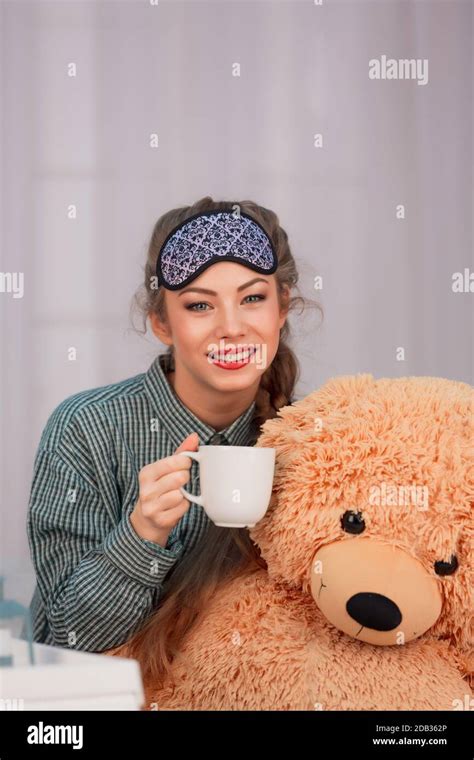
[208,432,227,445]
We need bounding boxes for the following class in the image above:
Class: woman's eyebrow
[178,277,270,297]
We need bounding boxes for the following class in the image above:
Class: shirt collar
[144,352,257,448]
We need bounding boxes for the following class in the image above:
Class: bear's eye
[434,554,458,576]
[341,510,365,534]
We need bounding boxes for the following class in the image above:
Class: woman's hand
[130,432,199,547]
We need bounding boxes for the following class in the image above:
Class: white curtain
[1,0,472,604]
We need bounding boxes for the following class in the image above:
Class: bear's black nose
[346,592,402,631]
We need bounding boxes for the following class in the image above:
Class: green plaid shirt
[26,352,258,651]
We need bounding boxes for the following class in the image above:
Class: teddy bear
[107,375,473,710]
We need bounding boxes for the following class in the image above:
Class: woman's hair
[127,196,323,691]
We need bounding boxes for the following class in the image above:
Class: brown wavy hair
[125,196,323,693]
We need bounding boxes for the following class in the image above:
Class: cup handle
[177,451,205,507]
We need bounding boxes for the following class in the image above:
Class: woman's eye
[186,302,209,311]
[185,294,266,311]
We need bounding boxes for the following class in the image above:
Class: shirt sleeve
[27,446,185,652]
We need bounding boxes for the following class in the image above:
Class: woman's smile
[207,345,257,370]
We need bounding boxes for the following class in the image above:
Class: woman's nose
[215,309,247,336]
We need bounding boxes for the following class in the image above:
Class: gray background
[1,0,472,606]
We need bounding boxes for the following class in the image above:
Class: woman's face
[150,261,288,393]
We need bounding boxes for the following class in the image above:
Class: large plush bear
[108,375,473,710]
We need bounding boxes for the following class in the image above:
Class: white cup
[177,445,276,528]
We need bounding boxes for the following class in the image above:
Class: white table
[0,637,144,710]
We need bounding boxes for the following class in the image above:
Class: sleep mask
[156,209,278,290]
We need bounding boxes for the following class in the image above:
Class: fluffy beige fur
[108,375,473,710]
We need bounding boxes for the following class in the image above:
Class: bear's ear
[255,373,377,447]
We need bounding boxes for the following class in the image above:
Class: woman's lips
[207,346,256,370]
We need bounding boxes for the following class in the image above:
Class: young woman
[25,196,322,678]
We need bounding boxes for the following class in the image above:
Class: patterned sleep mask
[156,210,278,290]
